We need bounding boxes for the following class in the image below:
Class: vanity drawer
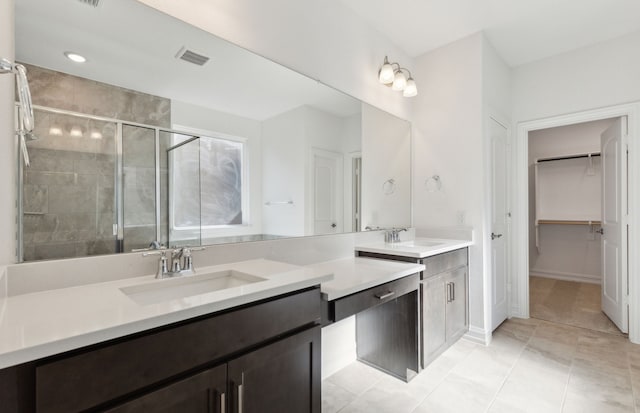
[422,248,467,278]
[35,287,321,413]
[332,273,419,322]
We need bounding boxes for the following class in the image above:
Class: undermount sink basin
[397,240,444,248]
[121,270,268,306]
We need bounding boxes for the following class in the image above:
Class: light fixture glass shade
[379,62,394,84]
[403,78,418,97]
[49,126,63,136]
[70,126,83,137]
[392,71,407,91]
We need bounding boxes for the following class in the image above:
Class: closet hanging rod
[537,152,601,163]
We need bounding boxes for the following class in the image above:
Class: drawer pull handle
[375,291,395,300]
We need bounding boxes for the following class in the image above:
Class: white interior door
[313,148,343,235]
[490,118,509,331]
[601,117,628,332]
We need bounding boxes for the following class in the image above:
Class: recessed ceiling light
[64,52,87,63]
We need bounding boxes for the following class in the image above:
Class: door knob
[331,223,337,228]
[595,228,604,235]
[491,232,503,240]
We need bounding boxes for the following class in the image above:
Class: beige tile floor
[323,318,640,412]
[529,276,623,336]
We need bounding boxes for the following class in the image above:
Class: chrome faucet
[142,246,206,279]
[385,228,408,243]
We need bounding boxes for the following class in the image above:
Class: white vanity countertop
[354,237,473,259]
[0,259,332,369]
[310,257,425,301]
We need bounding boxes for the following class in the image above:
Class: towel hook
[425,175,442,192]
[382,178,395,195]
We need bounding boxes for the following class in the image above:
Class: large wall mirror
[15,0,411,262]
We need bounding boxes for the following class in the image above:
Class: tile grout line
[408,341,482,413]
[483,322,540,413]
[627,351,639,413]
[558,331,580,413]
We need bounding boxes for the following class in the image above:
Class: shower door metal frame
[16,104,206,261]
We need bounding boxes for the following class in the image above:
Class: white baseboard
[530,268,601,285]
[322,349,357,380]
[464,325,491,345]
[510,306,528,319]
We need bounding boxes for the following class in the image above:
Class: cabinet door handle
[238,373,244,413]
[446,282,452,303]
[220,391,225,413]
[375,291,395,300]
[452,282,455,301]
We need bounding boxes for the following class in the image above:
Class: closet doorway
[527,117,628,335]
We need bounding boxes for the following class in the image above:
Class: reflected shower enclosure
[18,105,245,261]
[21,108,117,261]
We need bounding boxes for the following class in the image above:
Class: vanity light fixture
[378,56,417,97]
[90,130,103,139]
[69,126,83,137]
[64,52,87,63]
[378,56,395,84]
[403,77,418,98]
[49,126,63,136]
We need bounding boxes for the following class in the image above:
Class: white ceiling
[338,0,640,66]
[15,0,361,121]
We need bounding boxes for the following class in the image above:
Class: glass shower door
[20,108,117,261]
[164,133,202,248]
[122,124,158,252]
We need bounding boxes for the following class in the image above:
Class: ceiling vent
[175,47,210,66]
[77,0,101,7]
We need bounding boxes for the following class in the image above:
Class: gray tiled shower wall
[21,64,171,261]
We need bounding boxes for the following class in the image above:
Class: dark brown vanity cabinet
[106,327,320,413]
[357,248,469,368]
[323,273,420,382]
[1,287,322,413]
[104,365,227,413]
[227,326,320,413]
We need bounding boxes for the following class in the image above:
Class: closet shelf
[537,220,601,226]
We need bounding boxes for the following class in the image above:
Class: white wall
[528,120,610,159]
[137,0,412,122]
[528,119,614,283]
[171,100,264,239]
[0,0,16,272]
[483,38,512,122]
[261,107,306,236]
[361,104,411,230]
[262,105,358,236]
[412,33,489,339]
[513,30,640,123]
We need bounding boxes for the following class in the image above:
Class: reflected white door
[601,117,628,332]
[313,148,343,235]
[490,118,509,331]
